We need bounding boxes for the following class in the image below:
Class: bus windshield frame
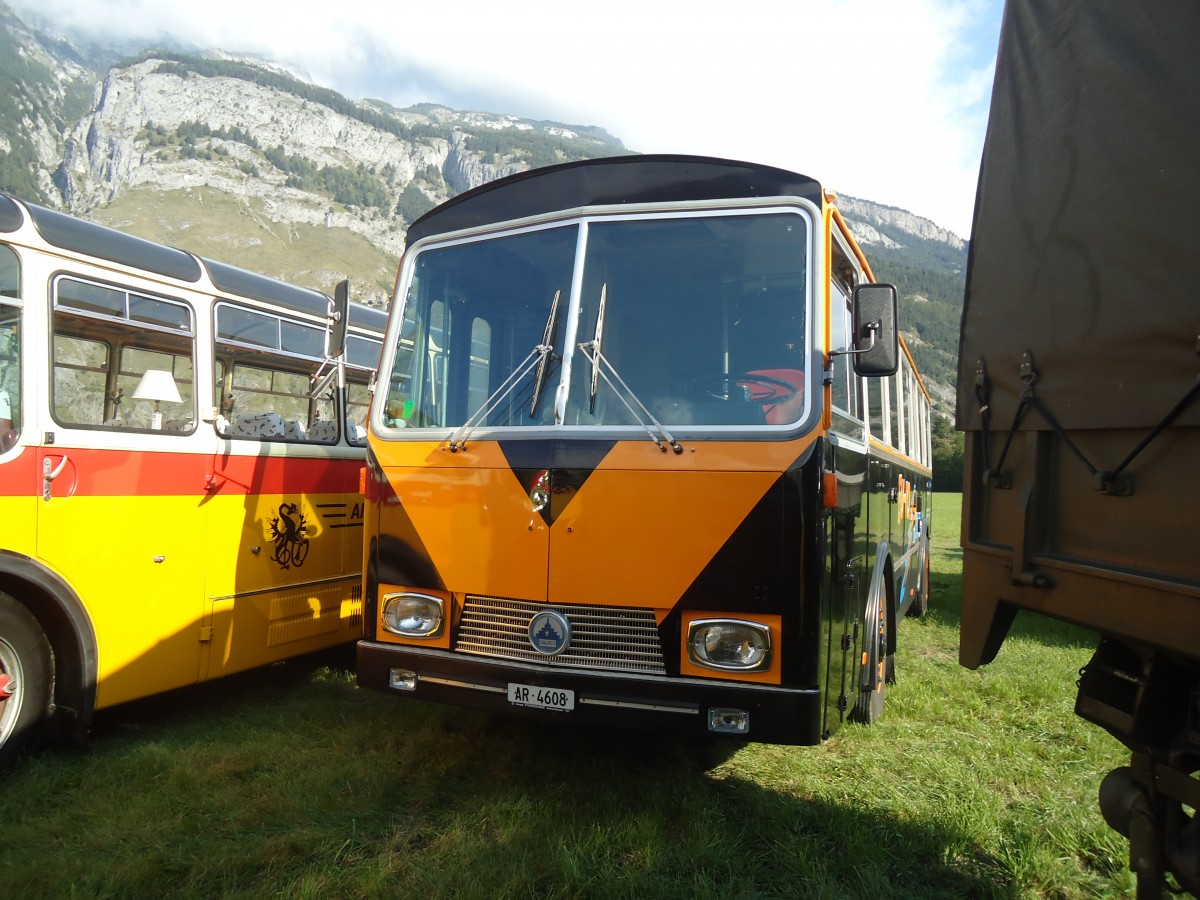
[377,203,816,440]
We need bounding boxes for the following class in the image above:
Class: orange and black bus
[357,155,931,744]
[0,194,386,765]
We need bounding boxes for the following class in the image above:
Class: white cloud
[9,0,1002,237]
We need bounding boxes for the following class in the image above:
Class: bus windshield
[383,209,810,433]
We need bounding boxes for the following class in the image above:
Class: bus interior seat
[308,419,337,442]
[284,419,307,441]
[746,368,805,424]
[232,411,285,438]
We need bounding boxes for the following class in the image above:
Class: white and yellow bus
[0,193,386,765]
[357,155,932,744]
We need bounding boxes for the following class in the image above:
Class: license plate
[507,682,575,712]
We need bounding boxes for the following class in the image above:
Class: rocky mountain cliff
[0,1,966,411]
[1,3,626,303]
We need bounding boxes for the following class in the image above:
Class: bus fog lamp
[388,668,418,691]
[687,619,772,671]
[708,708,750,734]
[382,592,444,638]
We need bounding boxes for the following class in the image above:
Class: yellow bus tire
[0,593,53,768]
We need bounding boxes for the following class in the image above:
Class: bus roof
[347,301,388,334]
[957,0,1200,433]
[1,192,384,333]
[17,197,204,284]
[0,195,23,233]
[405,154,824,244]
[201,256,329,317]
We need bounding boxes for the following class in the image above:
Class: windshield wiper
[529,289,560,417]
[589,283,607,414]
[447,290,560,452]
[577,284,682,455]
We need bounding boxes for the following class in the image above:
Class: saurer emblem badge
[528,610,571,656]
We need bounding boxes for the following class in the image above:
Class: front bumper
[357,641,824,745]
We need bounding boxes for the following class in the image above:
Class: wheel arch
[0,551,98,744]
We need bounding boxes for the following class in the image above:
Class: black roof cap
[24,201,203,282]
[0,195,24,233]
[202,257,329,317]
[406,154,823,244]
[348,302,388,334]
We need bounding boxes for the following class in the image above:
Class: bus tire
[0,593,53,768]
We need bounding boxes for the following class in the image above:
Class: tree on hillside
[932,416,964,491]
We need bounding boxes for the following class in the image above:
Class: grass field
[0,495,1135,898]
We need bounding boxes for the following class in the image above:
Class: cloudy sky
[9,0,1005,239]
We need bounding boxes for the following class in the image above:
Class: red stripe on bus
[0,447,361,497]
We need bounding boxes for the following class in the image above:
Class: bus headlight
[687,619,772,672]
[381,592,444,639]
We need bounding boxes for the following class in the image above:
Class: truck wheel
[0,593,52,768]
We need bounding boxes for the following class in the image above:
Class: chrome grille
[456,595,666,674]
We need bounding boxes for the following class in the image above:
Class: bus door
[827,270,872,724]
[823,438,868,727]
[201,316,363,679]
[38,271,207,707]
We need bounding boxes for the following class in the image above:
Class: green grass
[0,494,1134,898]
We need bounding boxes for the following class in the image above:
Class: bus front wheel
[0,593,53,768]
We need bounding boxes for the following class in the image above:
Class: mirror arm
[825,324,883,384]
[827,322,879,363]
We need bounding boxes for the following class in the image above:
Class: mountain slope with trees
[0,0,967,431]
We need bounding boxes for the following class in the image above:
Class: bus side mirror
[328,279,350,359]
[851,283,899,377]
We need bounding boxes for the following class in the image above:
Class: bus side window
[54,334,110,426]
[829,277,865,438]
[215,302,339,443]
[888,371,904,453]
[346,379,371,445]
[828,233,866,438]
[0,246,20,450]
[119,346,194,431]
[52,276,196,432]
[343,330,381,444]
[866,376,886,443]
[223,363,336,443]
[830,281,853,415]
